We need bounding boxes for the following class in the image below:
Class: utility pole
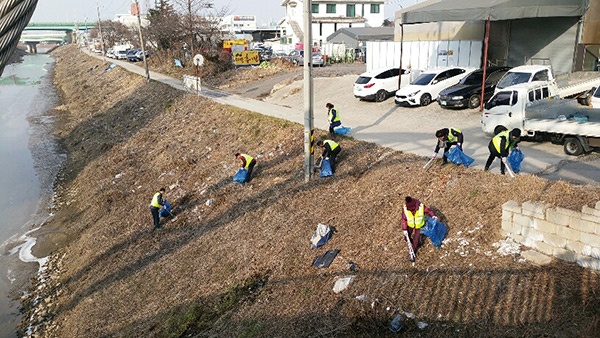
[303,0,314,182]
[133,0,151,82]
[96,3,106,62]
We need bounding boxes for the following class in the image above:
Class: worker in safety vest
[401,196,436,262]
[484,127,521,175]
[149,188,166,230]
[326,103,341,138]
[235,153,257,183]
[433,128,464,165]
[317,139,341,173]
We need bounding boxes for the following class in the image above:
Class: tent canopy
[396,0,589,24]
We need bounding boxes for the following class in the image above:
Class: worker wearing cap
[326,103,341,138]
[485,128,521,175]
[401,196,436,262]
[317,139,341,174]
[150,188,166,230]
[433,127,464,165]
[235,153,257,183]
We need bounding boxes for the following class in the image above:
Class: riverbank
[19,44,600,337]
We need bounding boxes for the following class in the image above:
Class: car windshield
[460,72,483,85]
[497,72,532,89]
[411,73,436,86]
[355,76,371,85]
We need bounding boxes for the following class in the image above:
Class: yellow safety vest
[492,130,510,153]
[328,108,340,123]
[447,128,462,143]
[151,192,162,208]
[240,154,254,168]
[323,140,339,151]
[404,204,425,229]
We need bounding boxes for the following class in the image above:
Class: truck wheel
[375,90,387,102]
[468,94,481,109]
[420,93,432,106]
[564,137,583,156]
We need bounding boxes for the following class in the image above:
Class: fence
[501,200,600,271]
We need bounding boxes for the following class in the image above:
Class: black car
[438,66,511,109]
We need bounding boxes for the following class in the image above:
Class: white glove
[403,230,408,237]
[432,152,437,159]
[501,157,507,164]
[432,215,438,220]
[457,143,462,148]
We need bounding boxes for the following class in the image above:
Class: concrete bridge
[20,22,97,53]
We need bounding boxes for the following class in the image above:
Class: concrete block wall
[501,200,600,271]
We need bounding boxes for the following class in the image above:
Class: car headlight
[452,96,464,100]
[407,90,420,97]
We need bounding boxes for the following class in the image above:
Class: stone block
[521,250,552,266]
[553,248,577,263]
[502,200,521,213]
[533,241,555,255]
[542,233,567,248]
[557,226,581,242]
[502,210,513,222]
[580,213,600,225]
[580,233,600,248]
[500,229,510,237]
[570,219,599,235]
[532,219,556,234]
[566,240,585,255]
[576,255,600,271]
[501,219,513,233]
[582,205,600,218]
[522,201,547,219]
[521,227,544,242]
[595,201,600,210]
[511,234,525,244]
[514,214,532,229]
[547,207,578,226]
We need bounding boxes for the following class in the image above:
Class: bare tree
[145,0,183,51]
[96,21,136,49]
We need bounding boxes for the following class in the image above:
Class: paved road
[100,53,600,187]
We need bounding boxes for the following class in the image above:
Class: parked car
[134,49,150,61]
[353,67,411,102]
[115,49,129,60]
[438,66,511,109]
[106,49,115,59]
[311,52,325,67]
[289,50,303,65]
[395,67,470,106]
[590,86,600,108]
[126,49,139,62]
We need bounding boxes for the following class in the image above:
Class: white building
[219,15,258,34]
[279,0,387,48]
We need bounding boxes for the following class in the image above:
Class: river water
[0,53,63,337]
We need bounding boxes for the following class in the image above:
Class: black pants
[485,143,506,174]
[150,206,161,229]
[246,160,256,182]
[328,146,341,173]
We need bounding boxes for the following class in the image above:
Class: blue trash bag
[159,201,172,217]
[444,147,475,167]
[507,148,524,174]
[421,217,448,249]
[334,126,351,135]
[320,158,333,177]
[310,223,331,249]
[233,168,248,184]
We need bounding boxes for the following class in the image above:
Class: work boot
[484,166,489,171]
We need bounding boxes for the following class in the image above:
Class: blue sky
[31,0,420,24]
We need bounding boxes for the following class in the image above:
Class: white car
[395,67,470,106]
[590,86,600,108]
[353,67,411,102]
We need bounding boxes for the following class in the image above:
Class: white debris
[205,199,213,206]
[114,173,123,179]
[417,321,428,329]
[333,276,354,293]
[492,238,521,256]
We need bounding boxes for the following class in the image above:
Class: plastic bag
[320,158,333,177]
[310,223,331,249]
[507,148,524,174]
[444,147,474,167]
[233,168,248,184]
[334,126,351,135]
[159,201,172,217]
[421,217,447,249]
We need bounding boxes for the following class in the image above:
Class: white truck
[494,65,600,104]
[482,81,600,156]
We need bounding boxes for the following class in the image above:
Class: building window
[312,4,319,13]
[370,4,380,13]
[346,4,355,17]
[326,4,336,13]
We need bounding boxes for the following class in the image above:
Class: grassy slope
[25,45,600,337]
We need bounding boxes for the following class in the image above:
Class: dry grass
[22,44,600,338]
